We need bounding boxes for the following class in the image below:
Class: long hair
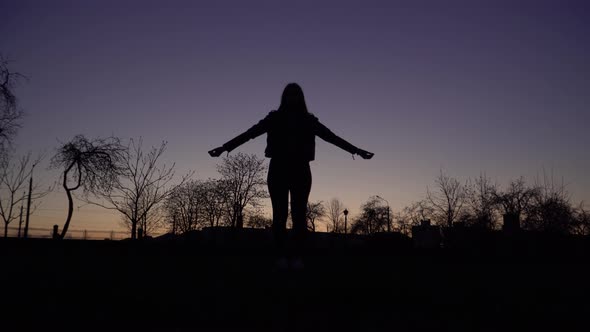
[278,83,309,113]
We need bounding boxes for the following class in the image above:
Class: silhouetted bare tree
[492,177,538,223]
[523,172,574,234]
[395,200,433,235]
[164,180,204,233]
[0,55,25,160]
[217,153,267,229]
[199,178,227,228]
[327,198,345,233]
[136,204,166,237]
[464,173,498,230]
[571,203,590,236]
[51,135,125,239]
[92,139,187,239]
[350,196,389,235]
[427,170,466,227]
[405,200,434,224]
[0,153,49,237]
[306,200,326,232]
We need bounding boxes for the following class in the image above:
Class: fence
[4,226,165,240]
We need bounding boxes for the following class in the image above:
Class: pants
[267,158,312,254]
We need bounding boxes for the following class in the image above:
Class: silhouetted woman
[209,83,373,268]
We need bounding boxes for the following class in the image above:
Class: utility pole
[23,164,35,239]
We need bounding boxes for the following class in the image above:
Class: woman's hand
[356,149,374,160]
[208,147,225,157]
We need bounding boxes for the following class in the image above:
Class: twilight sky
[1,0,589,236]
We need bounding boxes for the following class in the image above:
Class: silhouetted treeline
[164,152,269,233]
[158,167,589,240]
[379,171,590,237]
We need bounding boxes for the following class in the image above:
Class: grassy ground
[1,233,589,331]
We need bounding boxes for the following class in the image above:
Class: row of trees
[38,139,590,238]
[0,56,271,239]
[349,170,590,236]
[50,136,194,239]
[50,134,271,238]
[163,153,268,234]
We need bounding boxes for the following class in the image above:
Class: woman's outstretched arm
[209,114,271,157]
[314,119,374,159]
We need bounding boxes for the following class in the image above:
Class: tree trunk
[4,222,8,238]
[131,220,137,240]
[18,205,23,238]
[60,188,74,239]
[59,163,78,240]
[141,215,147,237]
[236,211,243,229]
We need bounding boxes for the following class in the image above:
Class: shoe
[290,257,304,270]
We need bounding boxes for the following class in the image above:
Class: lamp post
[343,209,349,234]
[376,195,391,233]
[24,163,35,239]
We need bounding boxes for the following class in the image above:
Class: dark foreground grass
[1,233,589,331]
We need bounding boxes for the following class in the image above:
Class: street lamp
[343,209,349,234]
[376,195,391,233]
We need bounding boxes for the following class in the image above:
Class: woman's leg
[267,159,289,254]
[290,162,312,255]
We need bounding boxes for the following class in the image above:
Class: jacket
[222,110,359,161]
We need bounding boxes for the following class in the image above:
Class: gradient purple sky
[1,0,589,235]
